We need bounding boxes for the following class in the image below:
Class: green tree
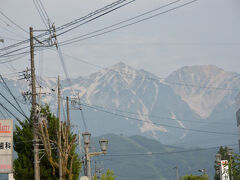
[13,105,81,180]
[93,169,116,180]
[214,146,236,180]
[180,174,208,180]
[231,153,240,179]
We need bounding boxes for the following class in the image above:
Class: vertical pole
[94,161,97,179]
[230,156,233,180]
[66,96,70,127]
[176,166,178,180]
[85,144,91,180]
[57,76,62,180]
[30,27,40,180]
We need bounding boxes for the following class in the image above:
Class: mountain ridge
[3,62,239,146]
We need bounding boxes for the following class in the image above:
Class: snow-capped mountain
[2,63,240,146]
[166,65,240,118]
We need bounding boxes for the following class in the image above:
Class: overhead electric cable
[105,143,238,157]
[0,23,26,39]
[80,102,234,125]
[0,108,6,118]
[0,10,28,34]
[0,74,27,117]
[0,0,134,53]
[0,101,23,123]
[33,0,49,28]
[82,103,238,136]
[56,0,136,37]
[60,52,240,92]
[0,53,28,64]
[60,0,182,45]
[0,89,28,119]
[38,0,51,21]
[60,0,199,46]
[0,35,23,41]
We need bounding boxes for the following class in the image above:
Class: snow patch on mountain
[167,65,240,118]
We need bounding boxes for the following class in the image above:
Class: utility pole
[66,96,70,127]
[85,139,91,180]
[30,27,40,180]
[94,161,97,179]
[57,76,62,180]
[173,166,178,180]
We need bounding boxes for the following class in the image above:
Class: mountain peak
[180,65,224,74]
[109,62,133,72]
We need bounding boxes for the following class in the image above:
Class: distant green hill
[90,134,218,180]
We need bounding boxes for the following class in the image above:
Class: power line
[54,0,130,32]
[0,0,131,53]
[56,0,136,37]
[82,103,238,136]
[0,74,27,117]
[0,22,26,39]
[33,0,49,28]
[59,51,240,92]
[59,0,183,45]
[0,35,23,41]
[0,10,28,34]
[104,143,238,157]
[0,89,28,120]
[59,0,199,46]
[0,53,28,64]
[80,102,234,126]
[0,101,23,124]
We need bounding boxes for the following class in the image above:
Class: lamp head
[82,131,91,144]
[99,137,108,154]
[216,153,221,163]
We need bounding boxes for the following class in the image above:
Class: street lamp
[99,138,108,154]
[216,153,221,163]
[227,147,234,180]
[82,132,108,180]
[198,168,207,175]
[82,132,91,144]
[215,153,221,179]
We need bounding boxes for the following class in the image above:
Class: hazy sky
[0,0,240,79]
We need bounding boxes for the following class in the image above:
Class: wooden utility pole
[30,27,40,180]
[66,96,70,127]
[57,76,62,180]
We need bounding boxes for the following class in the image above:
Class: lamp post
[82,132,108,180]
[215,153,221,180]
[227,147,234,180]
[198,168,207,178]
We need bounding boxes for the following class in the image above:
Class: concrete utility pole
[30,27,40,180]
[57,76,62,180]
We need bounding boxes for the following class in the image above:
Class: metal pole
[30,27,40,180]
[94,161,97,179]
[176,166,178,180]
[57,76,62,180]
[66,96,70,127]
[230,156,233,180]
[85,143,91,180]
